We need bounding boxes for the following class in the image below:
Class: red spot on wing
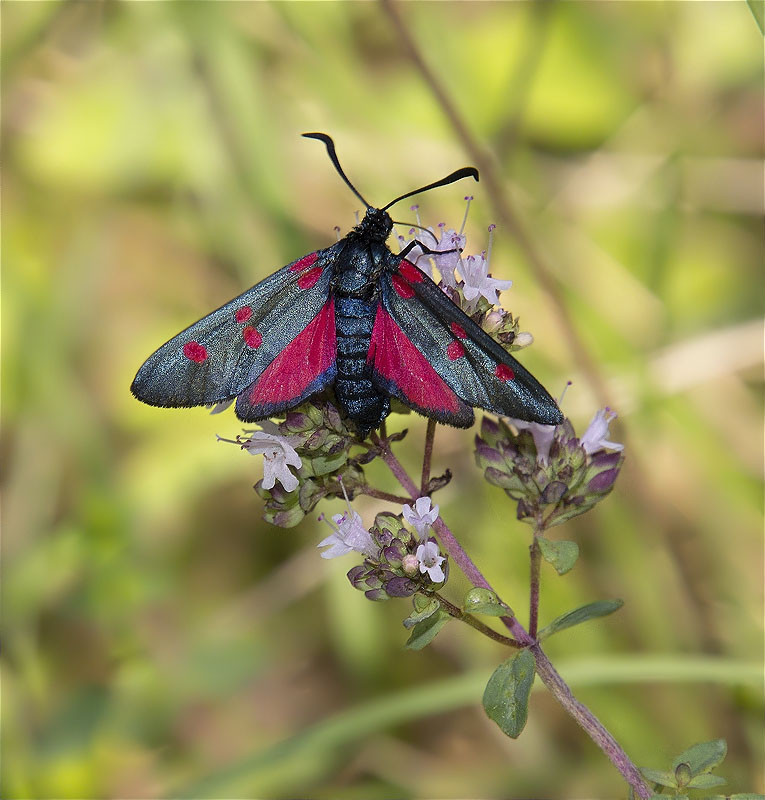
[183,341,208,363]
[450,322,467,339]
[392,274,415,299]
[297,266,323,289]
[398,260,423,283]
[243,326,262,349]
[248,300,336,405]
[289,252,319,272]
[368,306,460,414]
[446,341,465,361]
[495,363,515,381]
[235,306,252,323]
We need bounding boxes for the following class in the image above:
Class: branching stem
[373,428,652,799]
[434,593,521,648]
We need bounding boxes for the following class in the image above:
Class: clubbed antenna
[382,167,479,211]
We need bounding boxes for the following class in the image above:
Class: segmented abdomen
[334,296,389,434]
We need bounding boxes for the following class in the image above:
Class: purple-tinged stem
[421,419,437,494]
[359,487,413,505]
[374,432,652,799]
[531,645,653,798]
[529,533,542,638]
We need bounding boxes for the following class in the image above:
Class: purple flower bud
[347,565,367,588]
[540,481,568,505]
[588,468,620,493]
[365,588,389,602]
[384,576,418,597]
[383,543,405,567]
[474,440,503,465]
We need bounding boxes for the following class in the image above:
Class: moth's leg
[398,239,461,260]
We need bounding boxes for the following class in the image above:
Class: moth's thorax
[352,207,393,242]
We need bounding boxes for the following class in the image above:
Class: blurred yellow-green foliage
[2,2,763,798]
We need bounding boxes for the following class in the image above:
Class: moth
[131,133,563,436]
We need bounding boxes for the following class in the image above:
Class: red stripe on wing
[367,305,461,415]
[247,299,336,405]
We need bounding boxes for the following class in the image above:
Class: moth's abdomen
[334,296,389,435]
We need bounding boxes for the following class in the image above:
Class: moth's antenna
[303,132,370,209]
[382,167,479,212]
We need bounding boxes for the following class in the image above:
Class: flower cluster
[346,507,448,601]
[397,205,531,355]
[220,398,373,527]
[474,409,625,528]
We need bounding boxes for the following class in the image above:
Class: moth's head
[356,207,394,242]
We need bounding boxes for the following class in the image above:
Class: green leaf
[640,768,678,788]
[403,597,440,630]
[538,599,624,640]
[482,649,535,738]
[404,610,450,650]
[671,738,727,776]
[463,587,511,617]
[686,773,727,789]
[537,536,579,575]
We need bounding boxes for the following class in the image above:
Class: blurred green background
[2,2,763,798]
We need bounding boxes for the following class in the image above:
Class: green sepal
[463,587,511,617]
[482,649,535,738]
[403,597,441,630]
[307,451,349,476]
[671,738,727,776]
[537,536,579,575]
[404,609,450,650]
[538,599,623,641]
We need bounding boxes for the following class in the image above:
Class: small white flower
[510,419,557,464]
[431,228,466,287]
[415,541,446,583]
[514,331,534,348]
[317,482,376,559]
[459,253,512,306]
[217,429,302,492]
[580,408,624,455]
[402,496,440,538]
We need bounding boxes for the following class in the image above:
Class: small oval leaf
[686,774,727,789]
[640,768,678,788]
[403,598,440,629]
[404,610,449,650]
[537,536,579,575]
[671,738,727,776]
[538,599,624,641]
[640,767,677,789]
[482,649,536,738]
[463,587,511,617]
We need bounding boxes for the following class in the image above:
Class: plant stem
[530,645,653,798]
[435,593,520,648]
[359,487,414,505]
[421,418,437,494]
[374,430,652,799]
[529,531,542,638]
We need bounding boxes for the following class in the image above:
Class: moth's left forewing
[131,247,337,409]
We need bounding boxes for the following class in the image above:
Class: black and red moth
[131,133,563,437]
